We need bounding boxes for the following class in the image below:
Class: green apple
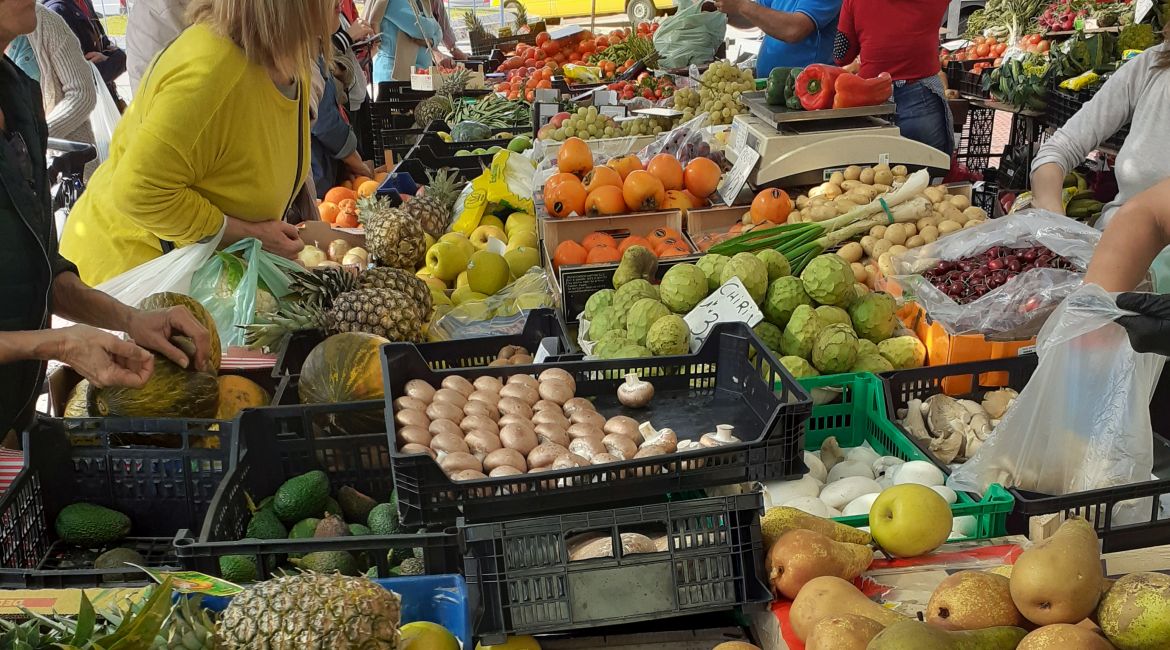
[505,212,537,236]
[455,271,469,288]
[424,241,469,282]
[466,251,510,295]
[479,214,505,231]
[869,484,953,558]
[430,288,452,307]
[438,232,475,259]
[470,224,508,250]
[450,286,488,306]
[506,230,538,250]
[504,246,540,278]
[514,292,553,310]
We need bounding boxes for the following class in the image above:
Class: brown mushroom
[552,453,590,470]
[432,388,468,409]
[602,434,637,460]
[431,432,470,454]
[567,422,603,440]
[489,465,524,478]
[404,379,436,403]
[500,383,539,406]
[467,389,501,407]
[498,414,535,431]
[533,399,562,413]
[463,400,499,420]
[450,469,487,481]
[473,376,504,393]
[460,414,499,435]
[506,374,539,391]
[484,448,527,473]
[568,437,607,460]
[465,430,503,460]
[534,423,570,447]
[508,354,533,365]
[427,417,462,437]
[397,425,432,448]
[532,409,570,428]
[699,424,740,448]
[395,409,430,429]
[537,380,574,406]
[562,397,595,416]
[539,368,576,392]
[426,401,463,423]
[616,373,654,408]
[393,396,427,412]
[570,410,606,429]
[638,422,677,453]
[441,375,475,397]
[400,443,435,458]
[438,451,482,475]
[497,345,529,362]
[498,397,534,420]
[499,424,539,455]
[590,452,619,465]
[527,442,569,468]
[603,416,641,443]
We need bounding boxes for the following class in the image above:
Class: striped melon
[137,292,222,371]
[91,355,219,418]
[298,332,389,433]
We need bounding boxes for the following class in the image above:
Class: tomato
[993,57,1003,66]
[992,43,1006,56]
[537,79,552,89]
[536,32,550,45]
[541,41,558,55]
[974,43,991,57]
[972,36,985,45]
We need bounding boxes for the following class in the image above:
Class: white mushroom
[871,456,905,479]
[820,436,844,470]
[902,398,930,441]
[699,424,739,447]
[981,388,1018,419]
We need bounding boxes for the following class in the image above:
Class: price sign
[684,278,764,352]
[717,148,760,206]
[600,104,629,119]
[1137,0,1154,23]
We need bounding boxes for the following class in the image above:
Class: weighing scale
[727,91,952,187]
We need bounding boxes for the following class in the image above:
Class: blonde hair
[186,0,336,81]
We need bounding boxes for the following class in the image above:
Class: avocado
[253,495,274,513]
[288,518,320,540]
[245,510,287,540]
[290,551,359,576]
[348,523,371,536]
[313,514,350,538]
[55,503,131,547]
[273,470,330,524]
[395,557,425,576]
[94,547,145,582]
[219,554,258,583]
[322,496,342,517]
[337,485,378,525]
[367,494,401,536]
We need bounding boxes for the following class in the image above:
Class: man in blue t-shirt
[715,0,843,77]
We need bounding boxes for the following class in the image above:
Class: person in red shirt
[834,0,953,155]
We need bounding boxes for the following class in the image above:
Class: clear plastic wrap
[948,284,1166,497]
[891,211,1100,336]
[190,239,301,350]
[652,1,727,69]
[95,220,226,307]
[428,268,556,340]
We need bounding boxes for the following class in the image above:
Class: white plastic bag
[892,211,1099,336]
[948,283,1166,497]
[87,62,120,163]
[94,220,227,307]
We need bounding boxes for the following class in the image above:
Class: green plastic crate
[791,372,1013,540]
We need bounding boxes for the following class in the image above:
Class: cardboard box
[299,220,365,250]
[684,205,752,252]
[541,210,698,323]
[410,65,486,92]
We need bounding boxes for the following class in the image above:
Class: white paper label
[1137,0,1154,23]
[1017,345,1037,357]
[717,148,760,207]
[684,278,764,352]
[600,104,628,119]
[549,24,583,40]
[633,107,684,117]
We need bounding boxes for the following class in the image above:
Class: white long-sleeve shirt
[126,0,190,92]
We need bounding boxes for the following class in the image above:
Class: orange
[683,158,721,199]
[750,188,793,224]
[621,170,665,212]
[647,226,683,250]
[586,244,621,264]
[325,186,357,205]
[618,235,654,254]
[654,237,683,255]
[357,180,380,199]
[338,198,357,214]
[318,201,340,224]
[351,175,373,189]
[553,240,588,268]
[582,232,617,250]
[646,154,684,191]
[659,244,691,257]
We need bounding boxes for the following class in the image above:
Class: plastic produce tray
[0,417,232,588]
[174,403,459,578]
[1044,84,1128,151]
[384,322,813,527]
[884,356,1170,552]
[462,492,770,644]
[800,372,1012,539]
[945,60,993,99]
[469,22,547,57]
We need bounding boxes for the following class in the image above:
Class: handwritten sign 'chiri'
[684,277,763,351]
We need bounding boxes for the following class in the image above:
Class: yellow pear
[1009,518,1103,626]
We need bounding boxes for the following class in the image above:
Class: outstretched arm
[1084,177,1170,292]
[716,0,818,42]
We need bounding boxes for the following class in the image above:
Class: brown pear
[927,570,1026,630]
[1017,624,1116,650]
[806,614,884,650]
[868,621,1027,649]
[789,576,908,642]
[1009,518,1103,625]
[768,528,873,600]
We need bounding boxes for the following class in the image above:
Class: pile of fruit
[536,106,674,142]
[605,73,676,101]
[551,226,692,269]
[672,60,757,126]
[588,26,659,77]
[496,29,639,79]
[317,174,388,229]
[419,211,541,308]
[450,134,532,157]
[919,244,1077,305]
[1061,170,1105,225]
[1039,0,1135,31]
[542,137,722,219]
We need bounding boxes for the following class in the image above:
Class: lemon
[400,621,459,650]
[477,636,541,650]
[466,251,510,296]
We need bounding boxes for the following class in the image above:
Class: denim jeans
[893,80,953,156]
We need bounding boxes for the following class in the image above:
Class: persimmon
[750,188,793,224]
[318,201,340,224]
[582,231,617,250]
[647,226,683,250]
[683,189,707,208]
[683,158,721,199]
[544,172,580,198]
[338,198,357,214]
[622,170,665,212]
[557,137,594,177]
[606,154,644,180]
[582,165,623,193]
[586,244,621,264]
[584,185,626,217]
[618,235,654,254]
[545,177,587,218]
[553,240,588,268]
[647,154,684,191]
[336,207,360,228]
[324,186,357,205]
[661,190,694,215]
[658,244,690,257]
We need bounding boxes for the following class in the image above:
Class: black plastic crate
[469,22,547,57]
[393,157,485,186]
[884,356,1170,552]
[384,322,813,527]
[174,403,459,578]
[462,492,770,644]
[0,417,232,588]
[1045,84,1129,152]
[946,60,993,99]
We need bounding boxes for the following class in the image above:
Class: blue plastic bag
[190,238,302,350]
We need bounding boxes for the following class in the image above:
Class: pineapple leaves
[68,595,96,647]
[92,577,175,649]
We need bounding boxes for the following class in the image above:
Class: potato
[844,165,862,181]
[860,235,877,257]
[835,199,858,213]
[842,192,869,207]
[838,242,864,263]
[870,224,887,238]
[811,206,837,221]
[893,176,908,186]
[888,244,908,258]
[874,169,894,186]
[938,219,962,235]
[829,171,845,186]
[949,194,971,210]
[963,219,983,228]
[941,204,965,223]
[892,165,908,176]
[963,206,988,220]
[906,235,926,248]
[877,252,896,278]
[884,224,908,245]
[859,167,876,184]
[854,185,880,201]
[922,186,946,204]
[874,162,891,175]
[916,216,938,231]
[850,262,868,283]
[872,183,891,194]
[840,180,863,191]
[871,239,893,258]
[902,222,917,236]
[809,196,827,207]
[919,225,939,243]
[795,194,809,208]
[823,183,843,200]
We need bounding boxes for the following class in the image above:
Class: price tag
[549,24,583,40]
[533,337,559,364]
[684,278,764,352]
[593,89,619,106]
[600,104,629,119]
[535,102,560,127]
[717,148,760,207]
[632,107,684,118]
[730,120,747,153]
[1137,0,1154,22]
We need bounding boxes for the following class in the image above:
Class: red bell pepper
[795,64,846,111]
[833,72,894,109]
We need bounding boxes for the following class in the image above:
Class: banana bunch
[1062,171,1104,225]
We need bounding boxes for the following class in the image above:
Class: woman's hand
[250,219,305,259]
[40,325,154,389]
[126,307,213,372]
[348,20,375,42]
[344,151,374,180]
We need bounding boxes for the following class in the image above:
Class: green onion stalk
[709,170,933,273]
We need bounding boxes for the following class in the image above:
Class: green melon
[298,332,389,433]
[91,355,219,418]
[138,292,222,371]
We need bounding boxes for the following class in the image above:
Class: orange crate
[898,302,1035,395]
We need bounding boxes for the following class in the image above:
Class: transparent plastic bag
[652,2,727,69]
[428,268,556,340]
[948,283,1166,497]
[189,238,303,350]
[891,211,1100,336]
[95,220,226,307]
[87,62,120,163]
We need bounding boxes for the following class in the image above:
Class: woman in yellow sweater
[61,0,337,285]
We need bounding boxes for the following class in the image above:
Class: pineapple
[413,67,470,127]
[290,267,360,308]
[406,168,462,237]
[513,3,530,32]
[217,572,402,649]
[357,195,427,270]
[463,10,488,40]
[360,267,433,314]
[245,288,426,346]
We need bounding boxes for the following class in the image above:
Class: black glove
[1116,292,1170,356]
